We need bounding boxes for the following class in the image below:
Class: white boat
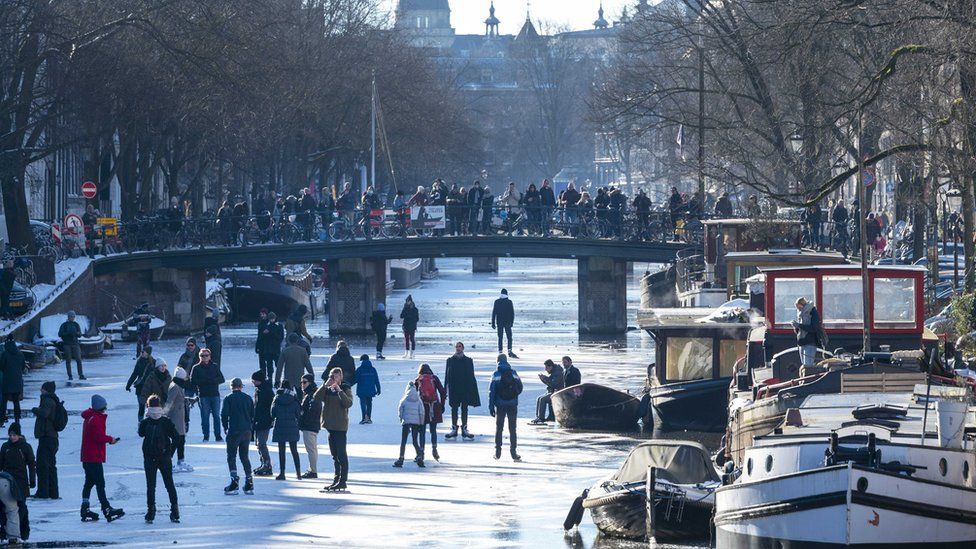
[36,314,108,358]
[100,315,167,342]
[715,390,976,548]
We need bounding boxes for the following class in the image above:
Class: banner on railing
[410,206,445,230]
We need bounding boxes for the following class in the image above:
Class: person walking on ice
[220,378,254,496]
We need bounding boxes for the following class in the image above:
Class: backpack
[144,420,169,456]
[53,399,68,432]
[417,374,438,403]
[496,368,522,401]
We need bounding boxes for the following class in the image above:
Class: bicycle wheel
[380,223,400,239]
[38,244,61,263]
[328,222,350,242]
[280,224,300,244]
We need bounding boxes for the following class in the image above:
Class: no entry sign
[81,181,97,199]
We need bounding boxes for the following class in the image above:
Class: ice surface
[21,258,708,548]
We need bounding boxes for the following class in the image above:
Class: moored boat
[36,314,107,358]
[100,315,166,342]
[550,383,641,431]
[649,376,731,432]
[225,269,309,321]
[571,440,720,541]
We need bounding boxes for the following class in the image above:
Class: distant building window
[481,69,493,83]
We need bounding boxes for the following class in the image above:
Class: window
[719,339,746,377]
[480,69,493,83]
[773,278,815,328]
[822,275,863,328]
[873,277,916,328]
[666,337,713,381]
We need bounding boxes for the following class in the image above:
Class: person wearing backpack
[414,364,446,462]
[394,381,426,468]
[353,355,380,424]
[80,394,123,522]
[488,354,522,462]
[0,339,25,426]
[138,395,179,524]
[0,423,34,542]
[125,347,155,421]
[31,381,64,499]
[271,381,302,481]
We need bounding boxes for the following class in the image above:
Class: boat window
[821,275,863,328]
[665,337,713,381]
[773,278,815,328]
[939,458,948,477]
[873,278,916,328]
[719,339,746,378]
[964,461,970,481]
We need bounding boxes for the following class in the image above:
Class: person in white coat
[393,382,426,468]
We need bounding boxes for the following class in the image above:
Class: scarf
[146,406,164,420]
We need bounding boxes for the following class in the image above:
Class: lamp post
[856,112,871,353]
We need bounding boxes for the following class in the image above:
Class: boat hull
[585,482,714,541]
[551,383,640,431]
[649,377,730,432]
[715,464,976,548]
[227,271,309,321]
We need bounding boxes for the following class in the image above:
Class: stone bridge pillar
[578,257,627,334]
[472,257,499,273]
[328,258,386,335]
[95,268,206,334]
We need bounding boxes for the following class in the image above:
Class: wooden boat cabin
[747,265,937,376]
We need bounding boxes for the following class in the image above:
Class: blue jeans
[199,395,221,439]
[799,344,817,367]
[359,397,373,420]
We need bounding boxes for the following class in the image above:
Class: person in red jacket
[80,394,124,523]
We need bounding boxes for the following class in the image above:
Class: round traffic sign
[81,181,97,199]
[63,214,84,233]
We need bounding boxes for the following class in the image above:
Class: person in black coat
[138,395,179,523]
[491,289,517,358]
[466,181,484,235]
[400,296,420,358]
[31,382,60,499]
[324,341,356,385]
[0,262,15,319]
[125,346,155,421]
[562,356,581,387]
[256,310,284,382]
[370,304,393,360]
[299,375,322,478]
[250,371,274,476]
[271,381,302,480]
[444,342,480,440]
[57,312,85,380]
[0,422,35,540]
[0,339,25,426]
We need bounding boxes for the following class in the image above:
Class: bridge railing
[80,205,716,256]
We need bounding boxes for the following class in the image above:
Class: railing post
[646,466,656,545]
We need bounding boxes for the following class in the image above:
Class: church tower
[394,0,456,48]
[484,1,501,37]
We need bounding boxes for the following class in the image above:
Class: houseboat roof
[725,250,847,263]
[760,264,926,275]
[704,218,801,226]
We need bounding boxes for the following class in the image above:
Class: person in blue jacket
[353,355,381,424]
[488,354,522,462]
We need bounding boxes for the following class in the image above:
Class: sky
[381,0,634,35]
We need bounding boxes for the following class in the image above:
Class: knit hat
[301,373,315,384]
[91,394,107,411]
[501,288,508,295]
[67,310,76,319]
[377,303,385,312]
[174,367,188,380]
[7,423,20,437]
[41,381,55,394]
[251,370,266,382]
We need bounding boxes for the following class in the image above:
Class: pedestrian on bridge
[491,289,517,359]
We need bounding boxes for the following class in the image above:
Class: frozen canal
[23,258,713,548]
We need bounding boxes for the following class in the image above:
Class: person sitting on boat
[529,359,564,425]
[791,297,822,368]
[562,356,581,387]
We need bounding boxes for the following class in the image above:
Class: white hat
[174,366,187,380]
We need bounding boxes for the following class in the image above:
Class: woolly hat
[91,394,107,411]
[7,423,20,437]
[377,303,385,312]
[174,367,188,380]
[41,381,56,394]
[500,288,508,295]
[67,310,76,319]
[251,370,266,382]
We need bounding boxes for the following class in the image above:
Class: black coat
[300,385,323,433]
[252,383,274,431]
[445,354,481,408]
[564,365,581,387]
[57,321,82,345]
[256,320,284,356]
[190,361,225,398]
[0,438,35,499]
[220,391,254,435]
[33,392,60,439]
[325,347,356,385]
[137,415,179,457]
[540,187,556,207]
[400,304,419,332]
[271,390,301,443]
[491,297,514,328]
[125,356,155,392]
[0,341,25,395]
[370,311,392,334]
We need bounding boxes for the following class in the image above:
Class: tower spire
[594,1,609,29]
[485,0,501,37]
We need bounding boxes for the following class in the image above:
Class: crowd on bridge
[0,287,590,545]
